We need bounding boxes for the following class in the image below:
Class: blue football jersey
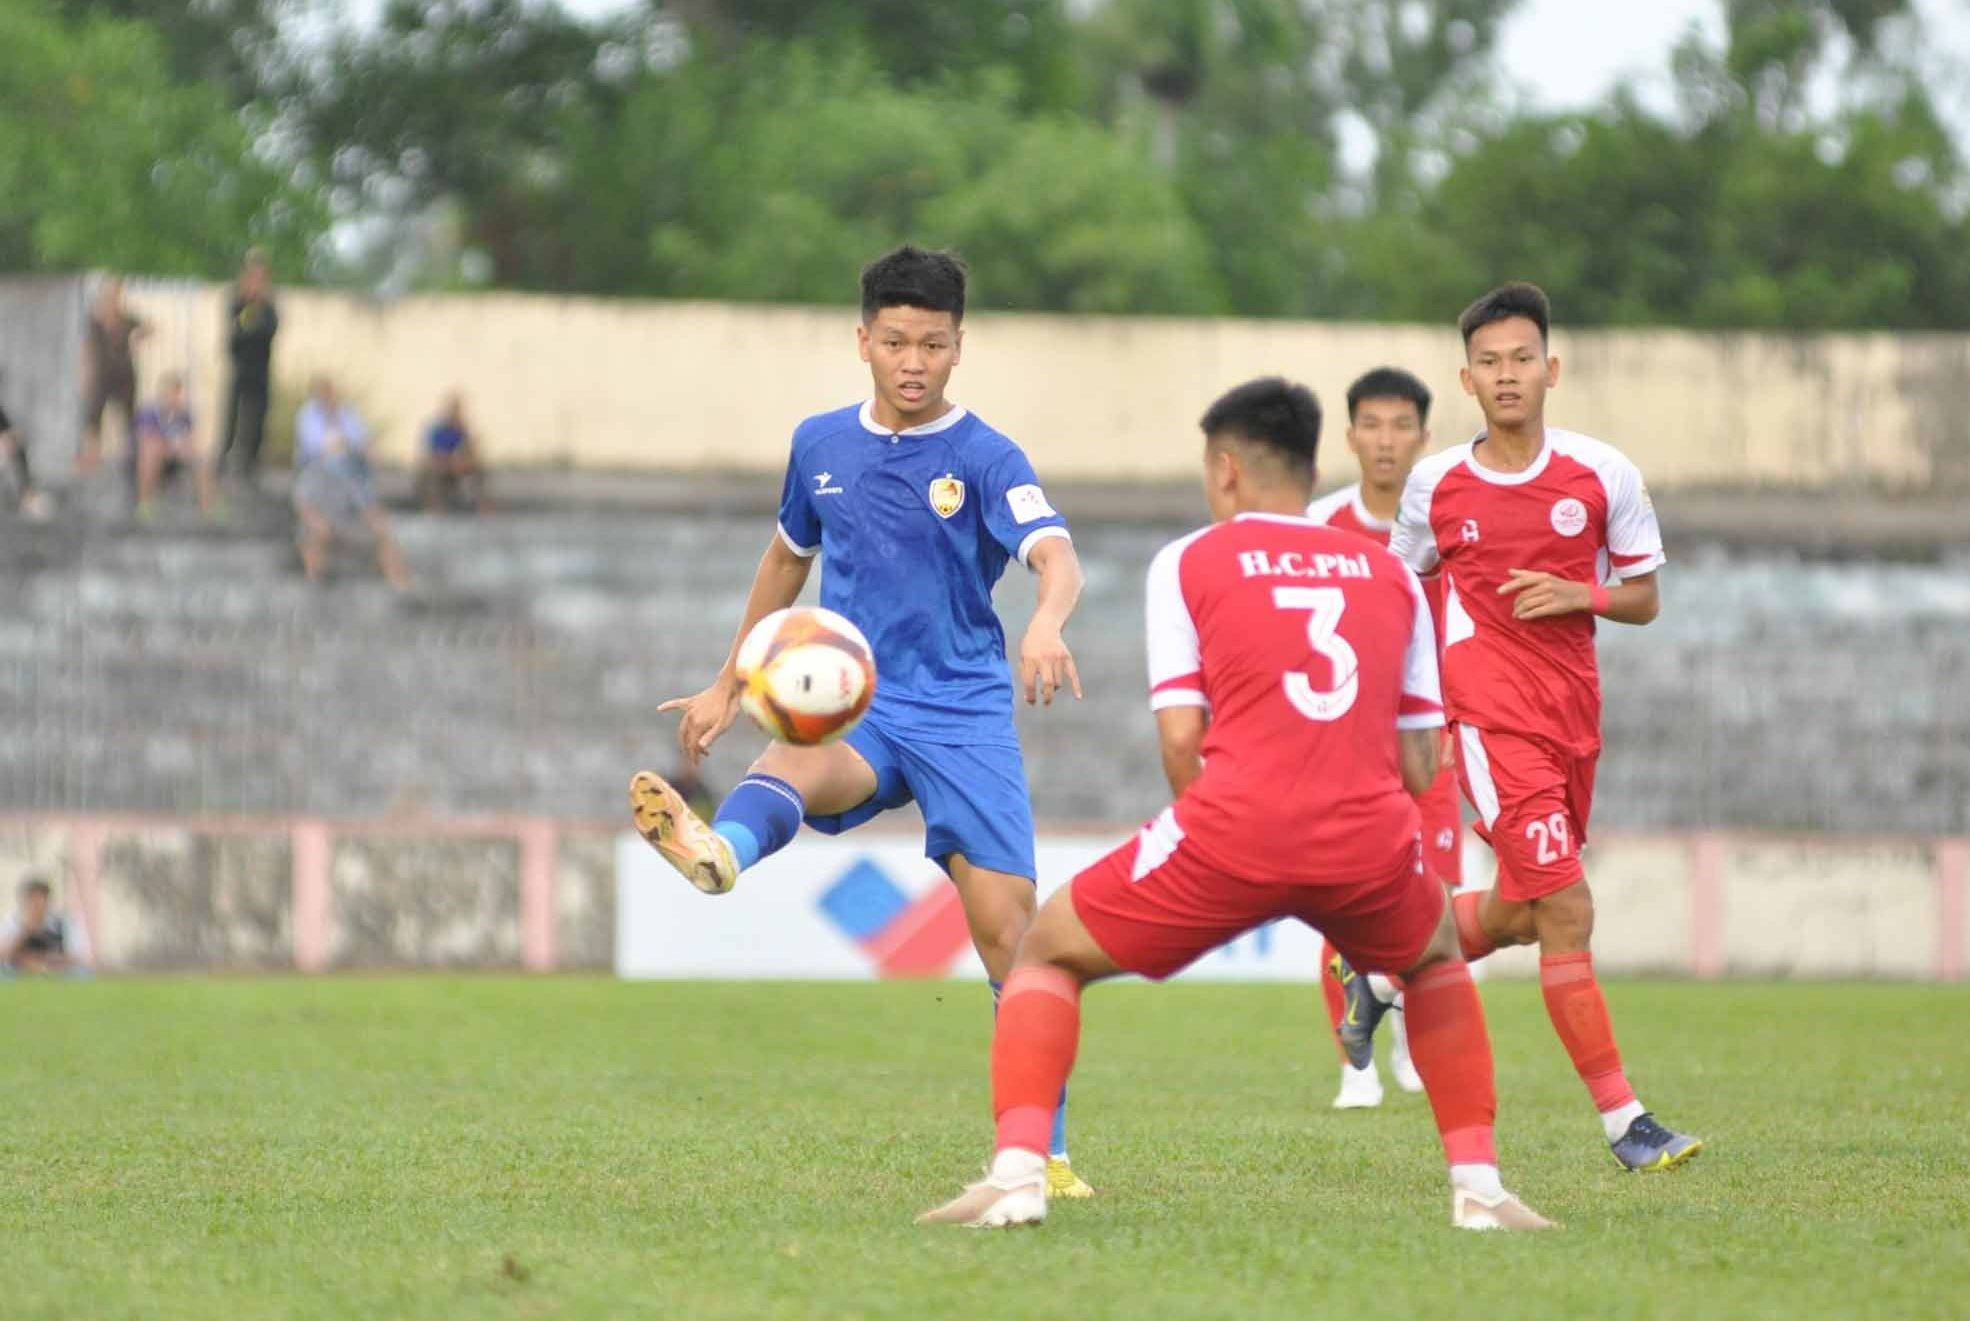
[776,401,1071,747]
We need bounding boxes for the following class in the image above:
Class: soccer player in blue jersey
[630,245,1094,1197]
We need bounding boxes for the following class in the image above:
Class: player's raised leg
[630,737,879,894]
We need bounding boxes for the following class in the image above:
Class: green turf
[3,977,1966,1320]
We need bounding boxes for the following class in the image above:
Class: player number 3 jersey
[1389,429,1665,756]
[1146,513,1444,884]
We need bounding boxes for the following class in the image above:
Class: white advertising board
[616,831,1338,982]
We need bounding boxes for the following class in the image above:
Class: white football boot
[918,1149,1049,1228]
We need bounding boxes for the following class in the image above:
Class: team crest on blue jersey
[929,474,965,518]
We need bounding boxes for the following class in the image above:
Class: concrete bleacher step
[4,500,1967,831]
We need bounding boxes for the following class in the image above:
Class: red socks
[992,965,1083,1155]
[1452,890,1497,961]
[1318,938,1348,1063]
[1539,952,1637,1112]
[1401,960,1497,1167]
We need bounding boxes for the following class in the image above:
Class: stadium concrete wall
[3,815,1963,981]
[8,275,1967,490]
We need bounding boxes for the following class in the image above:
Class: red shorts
[1070,809,1445,981]
[1454,725,1596,902]
[1418,735,1463,886]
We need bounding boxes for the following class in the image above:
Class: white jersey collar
[858,399,969,438]
[1349,487,1394,532]
[1463,429,1553,486]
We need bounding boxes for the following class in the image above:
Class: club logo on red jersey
[1550,498,1588,537]
[1460,518,1481,544]
[929,474,965,518]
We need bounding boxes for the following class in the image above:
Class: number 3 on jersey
[1273,586,1358,721]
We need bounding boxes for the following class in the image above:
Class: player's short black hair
[1346,367,1432,425]
[1459,281,1551,346]
[1199,377,1322,481]
[860,245,967,324]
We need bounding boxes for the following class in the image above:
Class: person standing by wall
[80,275,146,479]
[215,249,280,485]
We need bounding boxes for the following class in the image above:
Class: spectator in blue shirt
[416,392,489,514]
[134,372,221,520]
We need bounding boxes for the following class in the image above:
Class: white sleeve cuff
[1149,690,1210,712]
[1396,712,1448,731]
[777,523,820,559]
[1017,525,1072,567]
[1612,552,1666,580]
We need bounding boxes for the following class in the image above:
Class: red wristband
[1589,583,1612,616]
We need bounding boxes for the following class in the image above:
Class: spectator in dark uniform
[215,249,280,483]
[80,275,146,479]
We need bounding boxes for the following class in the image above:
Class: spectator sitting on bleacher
[1,877,91,977]
[293,376,410,590]
[416,392,490,514]
[134,372,222,521]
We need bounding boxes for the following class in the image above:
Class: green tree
[1347,0,1970,329]
[50,0,286,106]
[0,0,321,276]
[664,0,1086,112]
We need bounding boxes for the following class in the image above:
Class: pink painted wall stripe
[66,820,107,966]
[1689,834,1726,980]
[1938,840,1968,983]
[519,820,558,973]
[291,821,333,973]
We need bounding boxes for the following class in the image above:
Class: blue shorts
[804,719,1037,881]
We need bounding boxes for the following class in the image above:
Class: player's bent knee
[1009,888,1082,966]
[750,740,876,816]
[1530,881,1595,951]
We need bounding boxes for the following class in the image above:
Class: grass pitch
[4,977,1966,1320]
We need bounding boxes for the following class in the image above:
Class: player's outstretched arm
[659,533,814,764]
[1019,536,1085,706]
[1497,568,1660,625]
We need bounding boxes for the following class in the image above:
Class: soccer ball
[735,607,877,745]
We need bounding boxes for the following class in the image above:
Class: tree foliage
[6,0,1969,330]
[0,0,318,277]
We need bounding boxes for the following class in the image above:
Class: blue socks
[992,978,1071,1160]
[711,774,804,871]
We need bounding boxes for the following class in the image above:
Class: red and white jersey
[1308,482,1449,625]
[1305,483,1395,544]
[1146,513,1444,884]
[1389,428,1664,756]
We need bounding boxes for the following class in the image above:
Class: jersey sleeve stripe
[1016,524,1072,567]
[1397,711,1447,730]
[1611,550,1666,578]
[1398,694,1443,716]
[1152,672,1203,695]
[776,523,820,558]
[1149,689,1209,712]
